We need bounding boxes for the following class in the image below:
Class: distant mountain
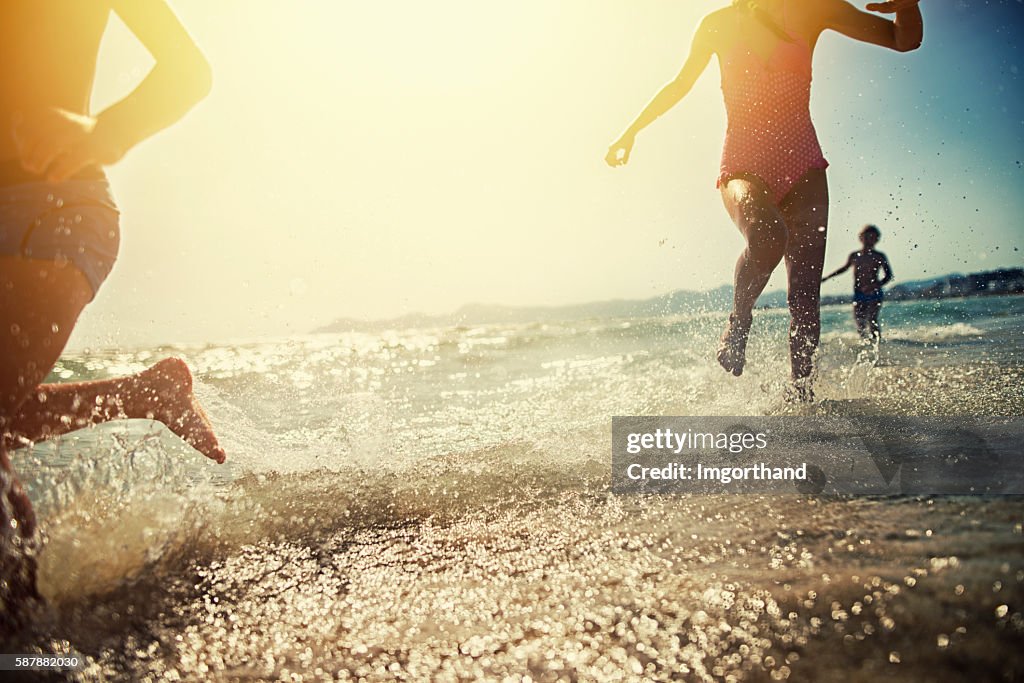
[315,285,734,333]
[889,274,964,291]
[453,285,734,323]
[314,267,1024,334]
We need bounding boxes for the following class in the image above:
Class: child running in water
[606,0,922,399]
[822,224,894,342]
[0,0,224,626]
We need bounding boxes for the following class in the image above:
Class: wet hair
[860,225,881,240]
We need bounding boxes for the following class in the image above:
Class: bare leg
[779,169,829,391]
[854,303,869,339]
[0,257,93,533]
[0,441,42,632]
[9,358,226,463]
[866,301,882,343]
[718,176,788,376]
[0,256,93,622]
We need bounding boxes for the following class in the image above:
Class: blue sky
[811,0,1022,284]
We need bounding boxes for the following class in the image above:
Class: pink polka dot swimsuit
[717,1,828,205]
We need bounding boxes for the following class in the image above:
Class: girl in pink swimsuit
[717,1,829,206]
[606,0,923,398]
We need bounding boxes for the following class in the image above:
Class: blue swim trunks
[0,165,120,301]
[853,290,884,304]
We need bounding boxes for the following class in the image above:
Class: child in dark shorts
[823,224,894,342]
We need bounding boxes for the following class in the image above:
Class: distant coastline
[820,267,1024,307]
[315,267,1024,334]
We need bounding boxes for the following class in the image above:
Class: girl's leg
[0,439,42,629]
[0,256,93,537]
[718,176,789,376]
[9,358,226,463]
[779,169,829,386]
[0,256,93,617]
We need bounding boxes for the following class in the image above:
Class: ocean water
[5,295,1024,681]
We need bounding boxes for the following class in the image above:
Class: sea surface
[5,295,1024,681]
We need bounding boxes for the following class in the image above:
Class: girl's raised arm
[606,18,716,167]
[27,0,213,182]
[95,0,213,162]
[821,0,923,52]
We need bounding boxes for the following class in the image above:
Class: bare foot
[132,358,226,463]
[717,313,752,377]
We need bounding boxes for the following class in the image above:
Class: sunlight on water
[6,296,1023,680]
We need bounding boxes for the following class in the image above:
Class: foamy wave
[820,322,986,348]
[887,322,985,343]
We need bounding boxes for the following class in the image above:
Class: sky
[69,0,1024,348]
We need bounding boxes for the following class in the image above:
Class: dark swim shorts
[0,167,120,300]
[853,290,884,305]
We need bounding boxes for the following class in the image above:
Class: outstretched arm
[605,19,714,166]
[822,0,923,52]
[14,0,212,181]
[822,254,854,282]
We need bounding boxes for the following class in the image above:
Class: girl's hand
[865,0,920,14]
[605,134,635,167]
[11,107,124,182]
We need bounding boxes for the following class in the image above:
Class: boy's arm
[38,0,212,181]
[822,254,854,282]
[878,254,894,287]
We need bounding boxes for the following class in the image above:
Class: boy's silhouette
[823,224,893,342]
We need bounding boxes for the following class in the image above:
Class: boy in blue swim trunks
[0,0,224,624]
[822,224,894,342]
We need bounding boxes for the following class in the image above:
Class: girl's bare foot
[133,358,226,463]
[717,313,752,377]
